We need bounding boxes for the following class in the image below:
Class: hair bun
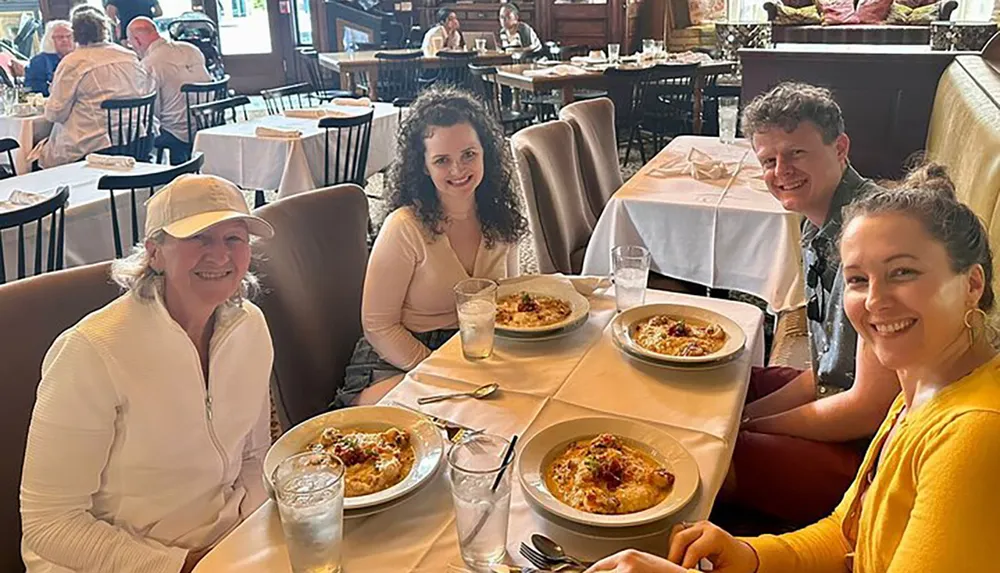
[901,162,957,200]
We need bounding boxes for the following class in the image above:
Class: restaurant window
[1,1,41,57]
[292,0,311,45]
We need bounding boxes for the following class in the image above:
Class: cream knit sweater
[20,289,273,573]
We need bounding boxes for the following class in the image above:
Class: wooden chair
[99,153,205,257]
[0,137,19,179]
[373,50,424,107]
[180,76,230,142]
[101,92,157,161]
[642,63,700,146]
[320,108,374,187]
[469,64,536,134]
[189,95,250,134]
[434,50,477,91]
[298,47,354,103]
[0,185,68,284]
[261,82,314,114]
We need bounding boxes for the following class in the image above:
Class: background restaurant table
[0,161,174,279]
[582,136,806,313]
[195,287,765,572]
[0,114,51,176]
[193,102,399,198]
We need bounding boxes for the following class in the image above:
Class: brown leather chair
[0,262,119,572]
[511,120,595,274]
[558,97,624,220]
[252,184,369,429]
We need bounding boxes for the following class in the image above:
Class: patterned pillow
[885,1,940,24]
[688,0,727,24]
[816,0,860,24]
[775,2,823,24]
[855,0,895,22]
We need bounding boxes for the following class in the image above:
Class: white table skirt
[582,136,806,313]
[0,161,177,280]
[195,288,765,572]
[193,103,399,198]
[0,115,52,176]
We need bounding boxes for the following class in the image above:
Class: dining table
[319,49,515,101]
[194,284,766,572]
[0,160,177,280]
[582,136,806,313]
[0,113,51,176]
[192,102,400,198]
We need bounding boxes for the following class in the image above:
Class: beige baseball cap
[144,174,274,240]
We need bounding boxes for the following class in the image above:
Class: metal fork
[520,543,580,571]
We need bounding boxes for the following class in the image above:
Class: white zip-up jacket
[20,289,273,573]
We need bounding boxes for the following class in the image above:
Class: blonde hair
[110,231,261,304]
[41,20,72,54]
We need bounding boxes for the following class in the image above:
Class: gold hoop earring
[964,307,988,346]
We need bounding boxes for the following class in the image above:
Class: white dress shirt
[141,37,211,143]
[40,42,156,168]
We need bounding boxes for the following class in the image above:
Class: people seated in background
[587,165,1000,572]
[716,82,899,530]
[20,174,275,573]
[24,20,73,96]
[127,16,210,165]
[422,8,465,56]
[0,49,27,86]
[498,3,541,53]
[106,0,163,42]
[336,86,528,407]
[38,5,155,168]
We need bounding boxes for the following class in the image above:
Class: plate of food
[518,417,699,527]
[611,328,744,371]
[610,304,746,365]
[494,278,590,336]
[264,405,444,510]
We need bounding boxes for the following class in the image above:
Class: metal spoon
[531,534,592,569]
[417,382,499,405]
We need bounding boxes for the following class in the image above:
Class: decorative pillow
[816,0,860,24]
[775,2,823,24]
[855,0,895,22]
[688,0,727,24]
[885,1,940,24]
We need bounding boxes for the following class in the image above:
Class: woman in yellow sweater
[585,165,1000,573]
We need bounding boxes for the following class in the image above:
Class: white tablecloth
[0,115,52,176]
[195,288,765,572]
[193,103,399,198]
[582,136,806,313]
[0,161,176,280]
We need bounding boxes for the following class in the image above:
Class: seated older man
[25,20,74,96]
[127,17,211,165]
[38,5,155,168]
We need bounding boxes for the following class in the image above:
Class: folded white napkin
[499,274,612,297]
[647,147,736,181]
[331,96,372,107]
[0,189,45,213]
[282,108,351,120]
[86,153,136,171]
[523,64,589,78]
[254,126,302,139]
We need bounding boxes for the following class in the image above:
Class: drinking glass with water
[272,452,346,573]
[455,278,498,360]
[612,245,651,312]
[448,434,514,570]
[475,38,487,53]
[607,43,621,64]
[718,96,739,145]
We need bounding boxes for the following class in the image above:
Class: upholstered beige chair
[253,184,369,428]
[511,120,596,275]
[0,262,119,571]
[559,97,624,220]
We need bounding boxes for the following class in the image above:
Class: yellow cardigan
[745,355,1000,573]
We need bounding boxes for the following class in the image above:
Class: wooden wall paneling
[740,46,956,179]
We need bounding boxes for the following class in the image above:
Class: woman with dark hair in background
[421,7,465,55]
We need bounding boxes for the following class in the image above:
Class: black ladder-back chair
[180,75,230,147]
[261,82,314,114]
[189,95,251,133]
[373,50,423,106]
[101,92,157,161]
[469,64,535,134]
[299,48,353,102]
[434,50,477,91]
[0,137,19,179]
[0,185,68,284]
[604,65,655,165]
[100,153,206,258]
[320,108,374,187]
[645,63,701,140]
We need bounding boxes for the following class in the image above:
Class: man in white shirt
[127,17,211,164]
[498,3,541,53]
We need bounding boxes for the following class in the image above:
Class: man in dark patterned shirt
[718,83,900,528]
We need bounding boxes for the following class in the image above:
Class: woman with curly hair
[336,86,528,408]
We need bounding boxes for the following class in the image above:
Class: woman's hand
[668,522,759,573]
[584,549,690,572]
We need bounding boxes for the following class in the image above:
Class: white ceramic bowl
[264,405,444,510]
[611,303,746,365]
[495,279,590,336]
[518,417,699,528]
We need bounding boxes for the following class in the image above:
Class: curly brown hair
[71,3,110,45]
[385,86,528,248]
[741,82,845,144]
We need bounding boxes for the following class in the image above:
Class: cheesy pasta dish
[545,434,675,515]
[496,292,572,328]
[308,427,415,497]
[630,315,727,357]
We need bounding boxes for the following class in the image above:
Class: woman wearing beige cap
[20,174,275,573]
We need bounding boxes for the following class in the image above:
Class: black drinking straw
[491,435,518,492]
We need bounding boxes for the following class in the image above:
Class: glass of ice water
[718,96,739,145]
[455,278,498,361]
[272,452,346,573]
[448,434,514,570]
[607,43,621,64]
[612,245,651,312]
[475,38,487,53]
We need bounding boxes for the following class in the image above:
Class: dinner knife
[386,400,481,433]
